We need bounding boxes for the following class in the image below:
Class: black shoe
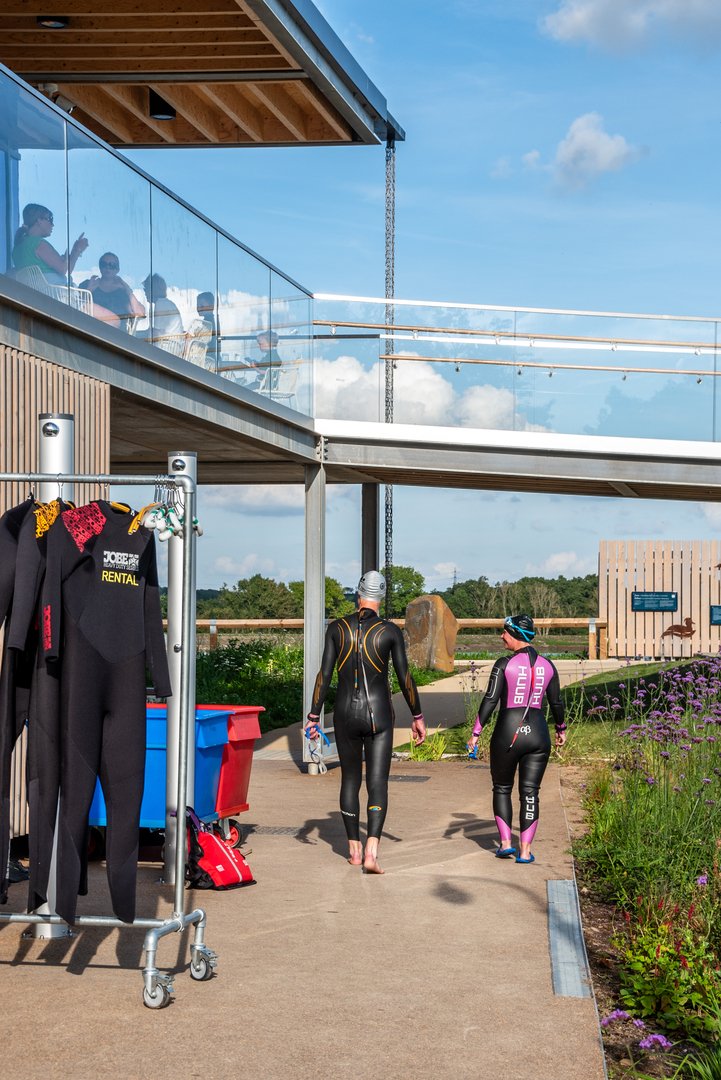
[7,857,29,883]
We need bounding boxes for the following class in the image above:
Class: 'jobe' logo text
[103,550,140,571]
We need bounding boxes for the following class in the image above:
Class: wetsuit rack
[0,470,214,1010]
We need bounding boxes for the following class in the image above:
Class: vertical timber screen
[600,540,721,659]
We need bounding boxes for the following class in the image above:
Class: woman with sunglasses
[467,615,566,864]
[12,203,88,285]
[79,252,146,332]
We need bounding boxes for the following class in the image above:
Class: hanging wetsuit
[41,501,171,924]
[472,648,565,849]
[7,499,72,912]
[0,497,36,903]
[308,608,422,841]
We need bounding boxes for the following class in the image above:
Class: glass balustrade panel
[147,186,217,367]
[1,77,69,300]
[269,270,312,413]
[216,235,271,394]
[66,123,151,335]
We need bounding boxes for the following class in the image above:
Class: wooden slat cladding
[1,346,109,837]
[600,540,721,659]
[0,344,110,514]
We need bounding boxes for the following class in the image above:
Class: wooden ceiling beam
[18,56,294,74]
[3,30,268,46]
[196,83,264,142]
[102,84,178,143]
[2,0,239,13]
[148,82,226,142]
[55,83,142,143]
[0,15,255,32]
[293,80,352,141]
[6,45,282,61]
[248,82,309,142]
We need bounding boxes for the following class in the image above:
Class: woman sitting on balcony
[12,203,88,286]
[78,252,146,333]
[137,273,184,349]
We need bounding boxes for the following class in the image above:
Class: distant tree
[197,574,296,618]
[441,575,495,618]
[385,564,425,617]
[288,577,355,619]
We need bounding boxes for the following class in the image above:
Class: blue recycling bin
[88,706,231,829]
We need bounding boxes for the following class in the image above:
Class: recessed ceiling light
[148,89,176,121]
[36,15,69,29]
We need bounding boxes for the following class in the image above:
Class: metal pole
[361,483,380,573]
[164,452,197,886]
[172,473,196,917]
[303,457,326,773]
[33,413,74,938]
[384,137,396,617]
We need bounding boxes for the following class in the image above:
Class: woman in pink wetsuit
[467,615,566,864]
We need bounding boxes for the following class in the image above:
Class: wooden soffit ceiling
[0,0,364,147]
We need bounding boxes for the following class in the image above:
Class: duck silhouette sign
[631,591,678,613]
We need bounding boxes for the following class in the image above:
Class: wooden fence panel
[601,539,721,658]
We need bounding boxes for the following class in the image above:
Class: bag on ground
[185,806,255,890]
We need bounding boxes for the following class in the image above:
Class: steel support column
[361,482,380,573]
[303,457,326,772]
[384,136,396,616]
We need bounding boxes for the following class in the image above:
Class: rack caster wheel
[143,983,172,1009]
[225,819,245,849]
[189,947,217,981]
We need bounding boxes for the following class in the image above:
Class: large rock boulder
[404,594,458,673]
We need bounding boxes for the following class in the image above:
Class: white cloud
[214,553,276,579]
[313,355,545,431]
[522,150,543,171]
[203,485,305,515]
[542,0,721,50]
[552,113,640,189]
[701,504,721,528]
[525,550,596,576]
[490,156,513,179]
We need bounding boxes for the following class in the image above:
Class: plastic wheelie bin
[88,705,231,829]
[199,704,264,848]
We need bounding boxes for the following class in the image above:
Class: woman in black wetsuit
[306,571,426,874]
[467,615,566,864]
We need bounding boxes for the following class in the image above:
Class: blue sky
[125,0,721,593]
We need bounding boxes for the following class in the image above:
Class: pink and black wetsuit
[472,648,565,849]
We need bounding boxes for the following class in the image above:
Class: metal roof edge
[243,0,405,142]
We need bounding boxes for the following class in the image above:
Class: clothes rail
[0,471,215,1008]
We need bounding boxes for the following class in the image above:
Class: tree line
[190,567,599,620]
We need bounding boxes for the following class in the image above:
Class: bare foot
[348,842,362,866]
[363,855,384,875]
[348,853,362,866]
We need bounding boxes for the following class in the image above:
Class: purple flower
[697,874,708,886]
[702,778,712,784]
[632,1019,646,1029]
[601,1009,630,1026]
[645,776,656,785]
[639,1033,673,1051]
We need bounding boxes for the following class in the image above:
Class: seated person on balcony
[241,329,282,390]
[12,203,88,286]
[196,290,220,365]
[78,252,146,333]
[136,273,184,345]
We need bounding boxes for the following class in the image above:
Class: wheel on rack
[189,954,214,982]
[143,983,172,1009]
[223,819,245,849]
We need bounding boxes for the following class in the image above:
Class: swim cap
[503,614,535,642]
[357,570,386,602]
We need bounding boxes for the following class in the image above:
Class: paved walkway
[0,756,605,1080]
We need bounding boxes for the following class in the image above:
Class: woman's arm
[307,622,339,720]
[35,232,88,275]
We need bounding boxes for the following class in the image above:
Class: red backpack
[185,807,255,890]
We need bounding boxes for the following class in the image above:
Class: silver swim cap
[357,570,386,601]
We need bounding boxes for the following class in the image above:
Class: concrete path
[0,756,605,1080]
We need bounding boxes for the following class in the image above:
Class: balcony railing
[0,64,313,416]
[312,293,721,441]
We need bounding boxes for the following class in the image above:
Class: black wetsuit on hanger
[0,498,36,903]
[41,501,171,924]
[7,499,71,912]
[308,607,422,841]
